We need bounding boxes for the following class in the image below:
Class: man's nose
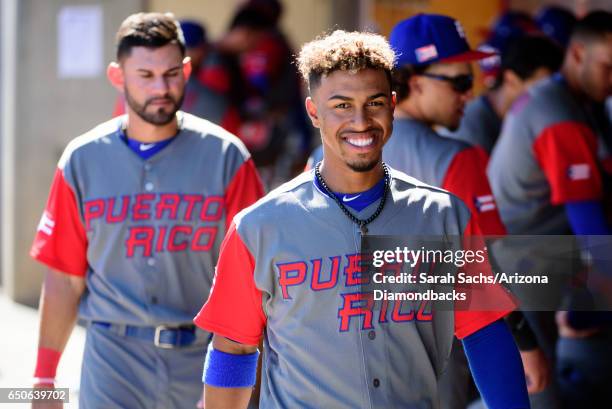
[351,107,371,130]
[150,76,170,95]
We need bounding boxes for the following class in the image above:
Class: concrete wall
[2,0,143,305]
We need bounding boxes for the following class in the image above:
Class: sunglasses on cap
[419,73,474,93]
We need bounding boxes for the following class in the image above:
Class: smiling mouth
[346,136,374,147]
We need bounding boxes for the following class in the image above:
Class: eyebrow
[135,65,182,74]
[328,92,388,101]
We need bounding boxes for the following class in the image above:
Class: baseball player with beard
[384,15,541,409]
[194,30,528,409]
[488,11,612,408]
[30,13,263,409]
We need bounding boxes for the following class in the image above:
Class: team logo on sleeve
[474,195,496,213]
[37,211,55,236]
[567,164,590,181]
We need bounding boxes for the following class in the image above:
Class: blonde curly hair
[297,30,396,92]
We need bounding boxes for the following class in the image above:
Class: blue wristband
[202,343,259,388]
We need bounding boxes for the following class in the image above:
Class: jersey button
[144,164,152,171]
[147,258,156,266]
[368,330,376,340]
[373,378,380,388]
[145,182,154,191]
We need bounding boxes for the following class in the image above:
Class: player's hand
[519,348,551,394]
[31,384,63,409]
[555,311,600,338]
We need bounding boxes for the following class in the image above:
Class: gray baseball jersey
[195,168,511,409]
[487,75,604,234]
[383,117,506,236]
[31,112,263,325]
[440,95,502,154]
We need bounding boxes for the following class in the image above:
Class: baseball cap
[536,6,576,48]
[486,11,539,53]
[180,20,207,48]
[390,13,495,67]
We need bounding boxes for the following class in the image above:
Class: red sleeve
[454,218,515,339]
[220,106,241,136]
[224,159,264,231]
[442,147,507,235]
[533,122,602,204]
[30,168,88,276]
[241,36,284,80]
[194,223,266,345]
[198,65,231,95]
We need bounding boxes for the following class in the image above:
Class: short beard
[347,158,380,173]
[124,88,184,125]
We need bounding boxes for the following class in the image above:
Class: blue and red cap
[180,20,207,48]
[390,13,495,67]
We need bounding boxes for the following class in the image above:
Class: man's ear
[305,97,320,128]
[183,56,193,80]
[503,70,522,89]
[568,41,585,66]
[391,91,397,112]
[107,62,124,92]
[408,75,422,95]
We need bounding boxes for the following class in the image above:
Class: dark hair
[297,30,395,93]
[116,12,185,60]
[391,64,430,102]
[492,34,563,88]
[571,10,612,43]
[229,6,275,30]
[246,0,283,26]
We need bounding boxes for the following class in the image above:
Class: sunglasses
[419,73,474,93]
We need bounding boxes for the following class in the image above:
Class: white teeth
[346,137,374,147]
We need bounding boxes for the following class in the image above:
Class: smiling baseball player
[30,13,263,408]
[194,30,528,409]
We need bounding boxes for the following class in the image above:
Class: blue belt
[91,322,198,349]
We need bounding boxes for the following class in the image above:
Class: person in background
[219,0,311,187]
[442,35,563,154]
[536,5,577,49]
[385,14,537,409]
[488,11,612,409]
[477,10,540,89]
[31,13,263,408]
[179,20,242,135]
[113,20,242,135]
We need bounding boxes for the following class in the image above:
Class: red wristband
[34,347,61,378]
